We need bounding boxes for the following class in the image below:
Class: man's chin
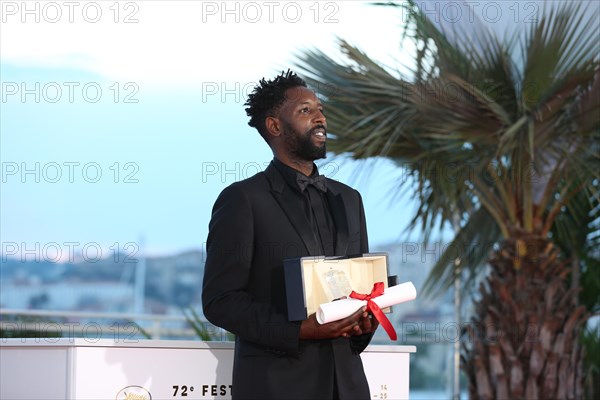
[293,142,326,161]
[313,146,326,160]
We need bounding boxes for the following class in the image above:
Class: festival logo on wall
[115,385,152,400]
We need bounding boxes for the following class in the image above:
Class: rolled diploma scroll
[316,282,417,324]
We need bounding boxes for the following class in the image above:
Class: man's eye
[301,107,310,113]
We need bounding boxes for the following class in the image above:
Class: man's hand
[354,310,379,337]
[299,307,379,340]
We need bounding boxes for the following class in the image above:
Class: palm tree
[294,1,599,398]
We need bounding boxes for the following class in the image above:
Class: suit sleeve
[202,184,301,354]
[350,190,374,354]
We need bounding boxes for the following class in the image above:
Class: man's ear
[265,116,281,138]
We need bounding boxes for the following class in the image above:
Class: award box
[283,253,394,321]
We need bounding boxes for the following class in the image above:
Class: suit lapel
[326,184,349,256]
[264,163,321,256]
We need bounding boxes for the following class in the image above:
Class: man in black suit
[202,70,378,399]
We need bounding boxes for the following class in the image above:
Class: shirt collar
[272,157,320,193]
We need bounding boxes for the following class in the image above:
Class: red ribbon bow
[349,282,397,340]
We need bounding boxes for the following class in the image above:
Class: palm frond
[294,0,600,299]
[422,206,500,295]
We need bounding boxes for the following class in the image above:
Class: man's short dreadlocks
[245,69,307,141]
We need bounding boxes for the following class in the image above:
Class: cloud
[2,1,409,87]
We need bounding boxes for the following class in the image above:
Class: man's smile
[311,126,327,142]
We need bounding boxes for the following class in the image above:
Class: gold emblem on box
[115,385,152,400]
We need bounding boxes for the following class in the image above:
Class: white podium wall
[0,339,415,399]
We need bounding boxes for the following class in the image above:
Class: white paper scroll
[316,282,417,324]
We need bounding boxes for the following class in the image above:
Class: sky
[3,0,592,261]
[1,1,425,261]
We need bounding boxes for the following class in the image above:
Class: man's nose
[314,110,326,125]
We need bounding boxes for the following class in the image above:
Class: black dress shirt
[272,158,337,255]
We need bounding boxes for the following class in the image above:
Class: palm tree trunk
[462,229,588,399]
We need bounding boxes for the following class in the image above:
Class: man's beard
[282,121,326,161]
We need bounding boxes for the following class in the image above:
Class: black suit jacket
[202,161,372,399]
